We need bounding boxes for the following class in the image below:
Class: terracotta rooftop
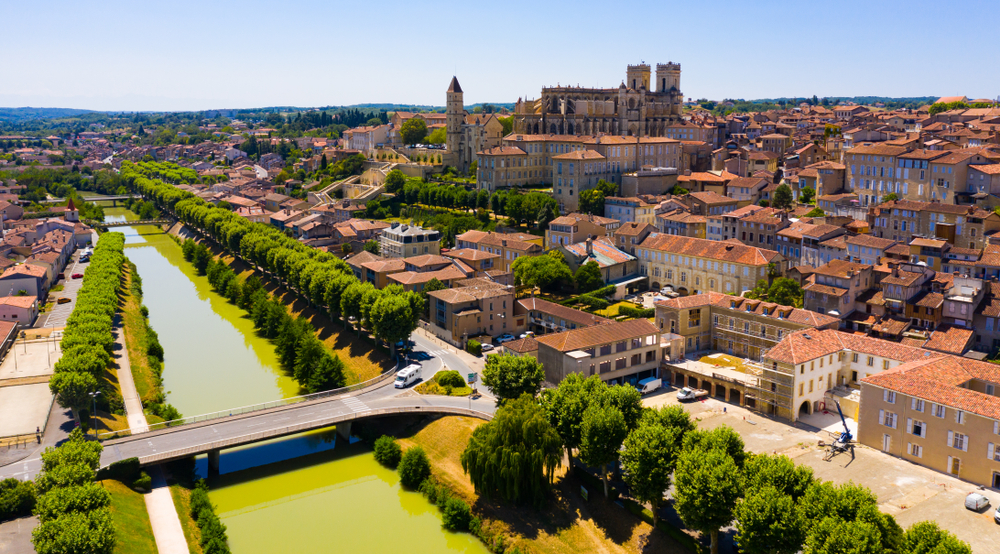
[535,319,658,353]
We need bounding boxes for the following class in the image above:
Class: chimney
[586,237,593,255]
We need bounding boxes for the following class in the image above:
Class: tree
[674,447,742,554]
[620,421,679,525]
[578,404,628,497]
[511,251,573,292]
[742,453,814,500]
[373,436,402,468]
[735,486,805,554]
[767,277,804,308]
[772,184,794,210]
[804,517,884,554]
[882,192,899,202]
[49,371,98,410]
[425,127,446,144]
[461,394,562,507]
[578,188,605,216]
[800,186,816,205]
[385,170,406,193]
[363,239,379,254]
[481,353,544,403]
[370,293,418,359]
[803,207,825,218]
[340,243,352,255]
[902,521,971,554]
[539,373,604,464]
[574,261,604,293]
[398,446,431,488]
[400,118,428,145]
[598,384,643,432]
[683,426,747,468]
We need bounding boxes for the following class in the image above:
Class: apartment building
[379,223,442,258]
[454,230,544,272]
[800,224,847,268]
[535,319,661,386]
[636,234,784,296]
[657,210,707,238]
[428,281,516,343]
[609,222,655,256]
[707,204,766,242]
[868,200,998,250]
[796,161,846,198]
[859,354,1000,489]
[735,208,790,250]
[654,292,839,360]
[726,176,769,204]
[443,249,500,276]
[803,259,873,317]
[552,149,609,212]
[604,196,657,225]
[515,297,612,335]
[845,143,909,207]
[683,191,739,216]
[545,213,614,249]
[845,235,897,266]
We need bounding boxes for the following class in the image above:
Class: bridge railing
[97,366,398,440]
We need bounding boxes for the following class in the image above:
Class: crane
[823,400,855,462]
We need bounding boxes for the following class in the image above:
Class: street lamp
[88,391,101,439]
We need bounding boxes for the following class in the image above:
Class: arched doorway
[677,287,689,296]
[651,281,661,291]
[715,384,726,398]
[730,390,741,405]
[687,376,698,388]
[799,401,811,417]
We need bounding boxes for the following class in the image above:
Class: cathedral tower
[446,76,464,169]
[626,64,651,90]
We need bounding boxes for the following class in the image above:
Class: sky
[2,0,999,112]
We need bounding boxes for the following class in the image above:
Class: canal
[104,207,488,554]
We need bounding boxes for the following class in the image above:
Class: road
[38,251,90,328]
[0,328,495,481]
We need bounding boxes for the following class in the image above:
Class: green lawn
[102,479,158,554]
[594,301,641,318]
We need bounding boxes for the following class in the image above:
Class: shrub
[132,471,151,491]
[576,295,609,310]
[398,446,431,489]
[436,370,467,389]
[373,436,402,468]
[442,496,473,531]
[0,478,36,521]
[618,305,655,319]
[466,339,482,356]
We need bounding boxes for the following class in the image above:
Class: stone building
[512,63,684,138]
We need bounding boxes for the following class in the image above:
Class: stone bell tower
[445,76,464,170]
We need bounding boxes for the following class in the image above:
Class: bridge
[96,218,174,228]
[41,194,141,207]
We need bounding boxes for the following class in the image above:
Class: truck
[636,377,662,395]
[677,387,708,401]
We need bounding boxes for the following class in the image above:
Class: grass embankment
[168,229,392,384]
[169,484,204,554]
[101,479,158,554]
[365,416,688,554]
[121,268,157,401]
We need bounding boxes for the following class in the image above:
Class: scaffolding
[743,358,793,418]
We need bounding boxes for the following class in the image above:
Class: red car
[71,273,83,279]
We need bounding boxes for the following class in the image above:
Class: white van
[636,377,662,395]
[394,364,422,388]
[965,492,990,511]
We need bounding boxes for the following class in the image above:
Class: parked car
[496,333,515,344]
[79,255,90,263]
[965,492,990,511]
[518,331,534,339]
[57,298,71,304]
[71,273,83,279]
[57,273,65,280]
[480,344,494,352]
[677,387,708,402]
[995,506,1000,524]
[394,364,422,389]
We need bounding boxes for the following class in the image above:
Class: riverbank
[167,224,393,385]
[361,415,688,554]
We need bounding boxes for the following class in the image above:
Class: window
[852,353,859,363]
[956,410,965,425]
[912,398,924,412]
[880,410,897,429]
[950,431,968,451]
[933,404,946,418]
[867,356,874,367]
[909,443,923,458]
[884,390,896,404]
[883,360,889,370]
[908,418,925,438]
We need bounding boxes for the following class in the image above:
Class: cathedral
[512,63,684,138]
[444,76,504,174]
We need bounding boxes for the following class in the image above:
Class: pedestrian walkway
[113,316,148,433]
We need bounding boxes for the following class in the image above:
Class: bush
[95,458,139,483]
[576,295,609,310]
[442,496,473,531]
[436,370,467,389]
[132,471,151,491]
[466,339,482,356]
[398,446,431,489]
[373,436,402,468]
[0,478,36,521]
[618,305,655,319]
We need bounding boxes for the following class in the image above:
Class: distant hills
[0,107,96,123]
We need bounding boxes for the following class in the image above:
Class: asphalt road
[0,330,496,481]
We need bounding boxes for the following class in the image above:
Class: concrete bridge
[96,218,174,228]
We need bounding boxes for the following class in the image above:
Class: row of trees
[123,163,425,377]
[31,429,115,554]
[49,233,126,412]
[466,356,972,554]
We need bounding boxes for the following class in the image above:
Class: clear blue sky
[2,0,998,112]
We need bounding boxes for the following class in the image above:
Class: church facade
[512,63,684,138]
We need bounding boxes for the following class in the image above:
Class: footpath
[114,315,187,554]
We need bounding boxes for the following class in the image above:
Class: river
[104,208,488,554]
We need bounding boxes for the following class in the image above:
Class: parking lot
[38,252,89,328]
[644,387,1000,553]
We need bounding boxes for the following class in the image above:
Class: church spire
[447,76,463,94]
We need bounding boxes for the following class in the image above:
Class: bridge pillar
[336,422,352,443]
[207,449,221,476]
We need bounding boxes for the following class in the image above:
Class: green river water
[104,208,488,554]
